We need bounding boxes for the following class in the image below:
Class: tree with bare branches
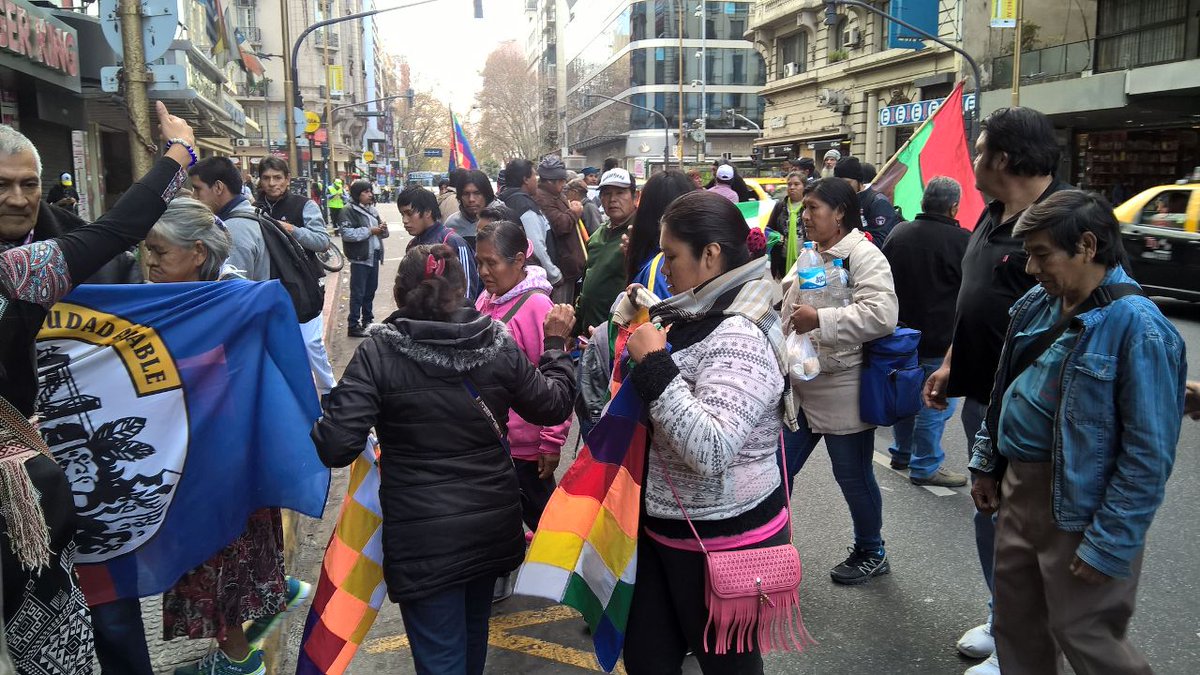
[390,89,452,173]
[474,42,544,163]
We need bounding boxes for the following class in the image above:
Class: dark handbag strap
[460,376,510,453]
[1007,283,1143,385]
[659,433,793,558]
[500,289,549,324]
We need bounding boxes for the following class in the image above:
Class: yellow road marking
[362,604,627,674]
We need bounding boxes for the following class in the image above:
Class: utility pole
[119,0,154,176]
[677,1,684,166]
[323,16,334,191]
[282,0,298,175]
[1011,0,1024,106]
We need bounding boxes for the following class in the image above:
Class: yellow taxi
[1115,183,1200,301]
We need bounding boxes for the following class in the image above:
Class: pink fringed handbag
[660,451,816,655]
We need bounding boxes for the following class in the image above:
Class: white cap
[599,168,634,190]
[716,164,735,181]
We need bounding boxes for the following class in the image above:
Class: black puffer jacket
[312,307,575,601]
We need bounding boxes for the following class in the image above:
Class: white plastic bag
[787,331,821,381]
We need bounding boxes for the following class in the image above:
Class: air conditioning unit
[234,138,250,147]
[843,27,862,48]
[783,62,798,77]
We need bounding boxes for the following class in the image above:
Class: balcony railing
[236,82,269,98]
[242,26,262,45]
[750,0,823,31]
[1095,22,1186,73]
[991,39,1093,89]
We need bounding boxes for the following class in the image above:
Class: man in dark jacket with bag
[533,156,585,303]
[312,244,577,675]
[500,158,561,286]
[256,156,336,395]
[881,176,969,488]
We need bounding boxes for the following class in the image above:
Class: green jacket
[327,184,345,209]
[574,217,631,335]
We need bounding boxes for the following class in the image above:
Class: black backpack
[250,208,324,323]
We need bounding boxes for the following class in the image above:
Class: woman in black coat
[312,242,576,675]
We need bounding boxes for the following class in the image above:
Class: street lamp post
[584,93,673,172]
[822,0,983,143]
[284,0,479,174]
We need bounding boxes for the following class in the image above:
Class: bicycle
[316,242,345,272]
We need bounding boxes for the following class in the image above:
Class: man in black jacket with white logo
[882,176,970,488]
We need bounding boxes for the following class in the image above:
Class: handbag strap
[658,432,794,558]
[460,376,510,452]
[1007,283,1143,386]
[499,289,548,324]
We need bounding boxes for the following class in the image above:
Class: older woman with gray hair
[142,197,235,283]
[153,196,311,673]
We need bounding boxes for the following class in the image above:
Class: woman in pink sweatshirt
[474,219,571,532]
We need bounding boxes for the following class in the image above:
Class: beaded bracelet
[165,137,198,167]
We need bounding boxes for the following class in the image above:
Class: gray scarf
[650,257,798,431]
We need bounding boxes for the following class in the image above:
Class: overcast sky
[375,0,528,115]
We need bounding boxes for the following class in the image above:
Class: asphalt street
[276,201,1200,674]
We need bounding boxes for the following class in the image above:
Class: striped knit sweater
[632,315,785,524]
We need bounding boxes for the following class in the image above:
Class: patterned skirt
[161,508,287,641]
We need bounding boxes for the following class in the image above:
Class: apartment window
[1095,0,1187,72]
[829,16,848,52]
[775,31,807,78]
[877,1,890,50]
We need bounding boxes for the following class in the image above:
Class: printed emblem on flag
[36,302,187,564]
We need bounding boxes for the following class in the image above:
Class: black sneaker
[830,546,890,585]
[347,324,365,338]
[889,457,909,470]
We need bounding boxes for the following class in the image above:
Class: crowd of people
[0,99,1197,675]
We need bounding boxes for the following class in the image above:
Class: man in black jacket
[881,176,969,488]
[2,102,195,675]
[835,156,897,244]
[921,106,1072,675]
[499,158,561,285]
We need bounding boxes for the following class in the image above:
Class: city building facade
[564,0,766,175]
[746,0,965,172]
[971,0,1200,201]
[231,0,373,182]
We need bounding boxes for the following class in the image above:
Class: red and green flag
[872,81,985,230]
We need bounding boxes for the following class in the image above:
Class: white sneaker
[956,622,995,658]
[964,653,1000,675]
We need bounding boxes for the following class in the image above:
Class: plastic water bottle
[796,242,827,308]
[827,259,851,307]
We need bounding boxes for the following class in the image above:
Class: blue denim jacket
[969,266,1186,578]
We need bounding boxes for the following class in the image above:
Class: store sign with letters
[878,93,976,128]
[0,0,79,92]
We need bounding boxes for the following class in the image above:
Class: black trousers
[92,597,154,675]
[623,527,789,674]
[513,458,555,531]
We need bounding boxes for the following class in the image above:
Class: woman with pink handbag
[622,191,813,673]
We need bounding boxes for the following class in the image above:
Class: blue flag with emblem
[35,280,329,604]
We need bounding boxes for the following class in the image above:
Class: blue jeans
[92,598,153,675]
[398,574,495,675]
[348,260,380,327]
[889,357,960,479]
[783,410,883,551]
[962,397,996,620]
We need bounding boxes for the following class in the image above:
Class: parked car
[1115,182,1200,301]
[745,177,788,200]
